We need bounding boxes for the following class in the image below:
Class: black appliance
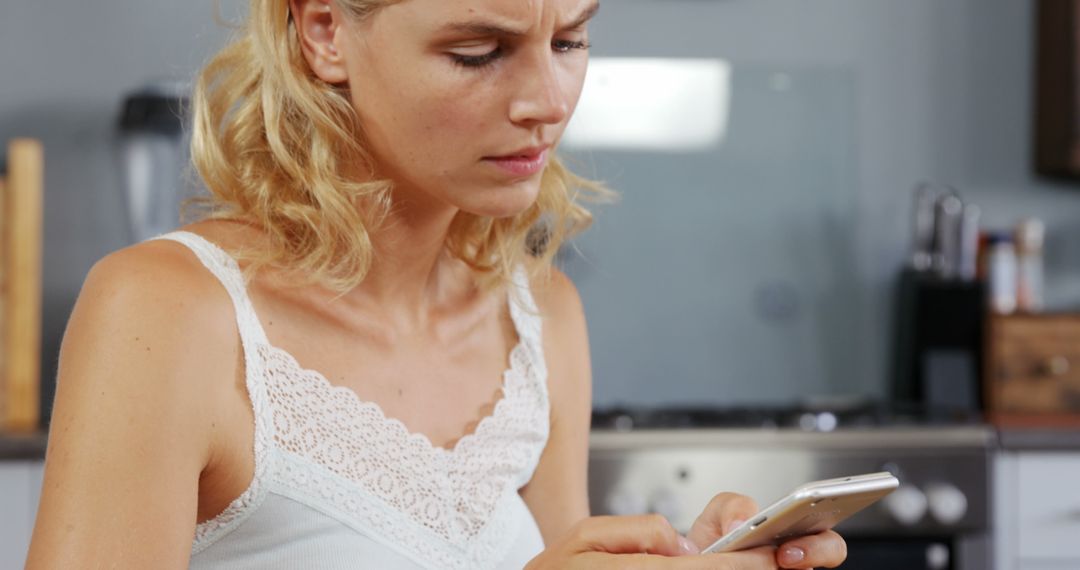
[891,269,987,415]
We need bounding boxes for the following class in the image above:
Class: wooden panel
[0,174,4,423]
[985,314,1080,423]
[1035,0,1080,178]
[1,139,43,433]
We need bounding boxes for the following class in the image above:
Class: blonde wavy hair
[189,0,609,293]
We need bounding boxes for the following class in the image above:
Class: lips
[483,145,551,177]
[491,145,549,159]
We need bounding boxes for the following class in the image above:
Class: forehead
[372,0,597,33]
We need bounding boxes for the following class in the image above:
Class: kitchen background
[2,1,1080,568]
[4,0,1079,408]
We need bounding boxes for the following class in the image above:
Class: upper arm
[26,243,236,569]
[520,267,592,544]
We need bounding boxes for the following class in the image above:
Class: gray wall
[2,1,1078,416]
[1,1,243,417]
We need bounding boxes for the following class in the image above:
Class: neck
[345,194,470,331]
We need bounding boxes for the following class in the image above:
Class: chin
[462,179,542,219]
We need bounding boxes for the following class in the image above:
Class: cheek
[561,60,589,120]
[397,81,502,169]
[415,97,480,145]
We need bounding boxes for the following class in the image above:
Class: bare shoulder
[81,218,260,338]
[526,266,590,385]
[27,237,244,567]
[61,235,246,455]
[87,235,227,303]
[526,265,591,401]
[529,266,585,323]
[70,232,246,423]
[77,236,238,357]
[517,268,593,538]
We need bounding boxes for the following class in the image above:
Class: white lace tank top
[152,232,551,569]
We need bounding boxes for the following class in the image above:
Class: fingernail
[723,518,746,535]
[677,535,700,555]
[781,546,806,565]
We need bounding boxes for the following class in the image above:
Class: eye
[553,38,591,53]
[448,37,590,70]
[450,46,504,68]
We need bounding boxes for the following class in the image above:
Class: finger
[703,546,780,570]
[776,530,848,569]
[575,546,778,570]
[687,492,760,550]
[573,514,694,557]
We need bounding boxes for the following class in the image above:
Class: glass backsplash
[561,63,861,408]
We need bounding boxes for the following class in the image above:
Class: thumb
[570,515,698,557]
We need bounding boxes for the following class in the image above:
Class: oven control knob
[882,484,928,525]
[649,489,682,523]
[606,489,647,516]
[925,543,950,570]
[925,482,968,525]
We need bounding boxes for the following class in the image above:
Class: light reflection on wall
[563,58,732,152]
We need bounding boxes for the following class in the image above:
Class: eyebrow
[565,1,601,31]
[441,1,600,38]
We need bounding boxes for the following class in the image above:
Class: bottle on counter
[958,203,981,282]
[1015,218,1046,313]
[986,232,1018,315]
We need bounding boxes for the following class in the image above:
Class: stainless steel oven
[588,408,995,570]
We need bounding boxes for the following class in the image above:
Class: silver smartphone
[702,472,899,553]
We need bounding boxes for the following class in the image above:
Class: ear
[290,0,349,84]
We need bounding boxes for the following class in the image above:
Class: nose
[508,51,572,127]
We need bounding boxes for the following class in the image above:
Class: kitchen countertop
[997,427,1080,451]
[0,432,47,461]
[6,426,1080,460]
[590,425,998,450]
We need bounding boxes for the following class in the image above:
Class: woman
[27,0,847,568]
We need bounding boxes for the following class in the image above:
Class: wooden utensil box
[0,139,43,433]
[985,313,1080,426]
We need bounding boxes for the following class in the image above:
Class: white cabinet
[995,452,1080,570]
[0,460,44,569]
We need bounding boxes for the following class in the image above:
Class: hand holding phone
[702,472,899,554]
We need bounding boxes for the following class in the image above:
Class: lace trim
[269,450,529,569]
[262,334,549,567]
[263,339,534,456]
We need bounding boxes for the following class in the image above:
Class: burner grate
[591,403,983,432]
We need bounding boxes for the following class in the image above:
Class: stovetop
[588,402,994,550]
[591,402,985,432]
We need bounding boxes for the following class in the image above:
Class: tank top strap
[507,265,547,380]
[149,230,275,551]
[149,231,270,347]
